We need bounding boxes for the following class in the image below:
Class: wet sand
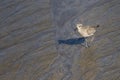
[0,0,120,80]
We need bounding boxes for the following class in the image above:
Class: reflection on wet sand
[58,37,85,45]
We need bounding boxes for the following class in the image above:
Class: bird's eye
[96,25,100,28]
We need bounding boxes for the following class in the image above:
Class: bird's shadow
[58,37,85,45]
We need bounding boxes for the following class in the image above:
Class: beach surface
[0,0,120,80]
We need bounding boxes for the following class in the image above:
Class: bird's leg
[91,35,95,42]
[85,38,89,47]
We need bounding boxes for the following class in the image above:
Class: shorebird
[74,24,99,47]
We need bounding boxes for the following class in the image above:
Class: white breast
[77,27,95,37]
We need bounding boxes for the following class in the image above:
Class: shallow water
[0,0,120,80]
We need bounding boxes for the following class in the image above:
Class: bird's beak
[74,28,77,31]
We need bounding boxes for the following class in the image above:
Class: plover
[74,24,99,47]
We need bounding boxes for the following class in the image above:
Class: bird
[74,23,99,47]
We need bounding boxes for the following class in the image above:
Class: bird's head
[74,24,83,31]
